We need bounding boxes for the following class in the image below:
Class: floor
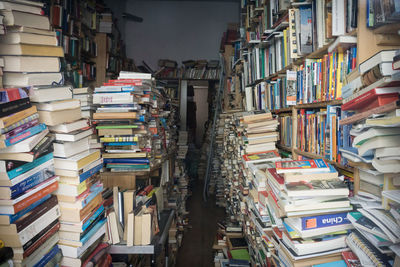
[175,179,225,267]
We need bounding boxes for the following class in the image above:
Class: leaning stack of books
[339,50,400,265]
[177,131,188,159]
[93,71,153,173]
[0,87,61,266]
[266,159,354,266]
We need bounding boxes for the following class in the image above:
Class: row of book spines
[296,106,342,162]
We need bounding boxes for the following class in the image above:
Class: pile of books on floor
[93,71,153,173]
[0,88,61,266]
[339,50,400,265]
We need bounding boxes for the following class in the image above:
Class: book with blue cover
[301,212,350,230]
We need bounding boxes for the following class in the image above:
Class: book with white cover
[359,50,398,74]
[35,99,80,111]
[3,56,60,72]
[49,119,89,133]
[0,1,43,14]
[30,86,73,103]
[0,32,57,45]
[118,71,152,80]
[358,136,400,156]
[54,149,100,171]
[53,137,90,158]
[54,128,92,142]
[3,72,62,87]
[353,128,400,147]
[0,10,50,30]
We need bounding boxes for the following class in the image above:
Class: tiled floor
[175,179,225,267]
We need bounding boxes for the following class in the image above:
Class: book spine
[3,194,51,225]
[7,152,54,180]
[0,106,37,129]
[15,195,58,232]
[3,118,39,140]
[103,158,149,164]
[13,179,58,214]
[18,204,60,246]
[10,164,55,199]
[0,112,39,135]
[34,244,60,267]
[80,219,106,245]
[10,158,54,185]
[79,162,103,183]
[103,142,138,146]
[0,98,31,118]
[29,135,54,160]
[4,123,47,147]
[93,93,133,105]
[23,221,60,258]
[100,136,138,142]
[82,205,104,232]
[301,212,350,230]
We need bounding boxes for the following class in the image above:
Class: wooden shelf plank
[295,99,343,109]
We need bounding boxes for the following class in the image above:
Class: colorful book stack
[0,87,61,266]
[93,71,153,173]
[338,50,400,264]
[265,159,353,266]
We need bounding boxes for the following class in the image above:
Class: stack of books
[73,86,94,119]
[93,71,153,173]
[267,159,353,266]
[338,50,400,265]
[98,12,113,34]
[0,1,62,89]
[0,88,61,266]
[240,110,279,155]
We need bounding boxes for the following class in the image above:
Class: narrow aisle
[176,179,225,267]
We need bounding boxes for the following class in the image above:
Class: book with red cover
[341,251,361,267]
[342,87,400,112]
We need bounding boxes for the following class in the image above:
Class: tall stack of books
[93,71,153,173]
[339,50,400,265]
[0,88,61,266]
[0,1,62,89]
[265,159,353,266]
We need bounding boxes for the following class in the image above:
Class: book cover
[286,70,297,105]
[301,212,350,230]
[242,150,280,162]
[275,159,329,173]
[285,178,349,197]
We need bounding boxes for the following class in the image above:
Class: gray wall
[107,0,239,69]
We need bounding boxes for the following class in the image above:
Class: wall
[122,0,239,69]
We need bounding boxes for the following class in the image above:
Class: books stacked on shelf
[182,60,220,80]
[366,0,400,29]
[0,87,61,266]
[0,1,63,89]
[93,71,153,173]
[103,186,159,247]
[32,84,104,265]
